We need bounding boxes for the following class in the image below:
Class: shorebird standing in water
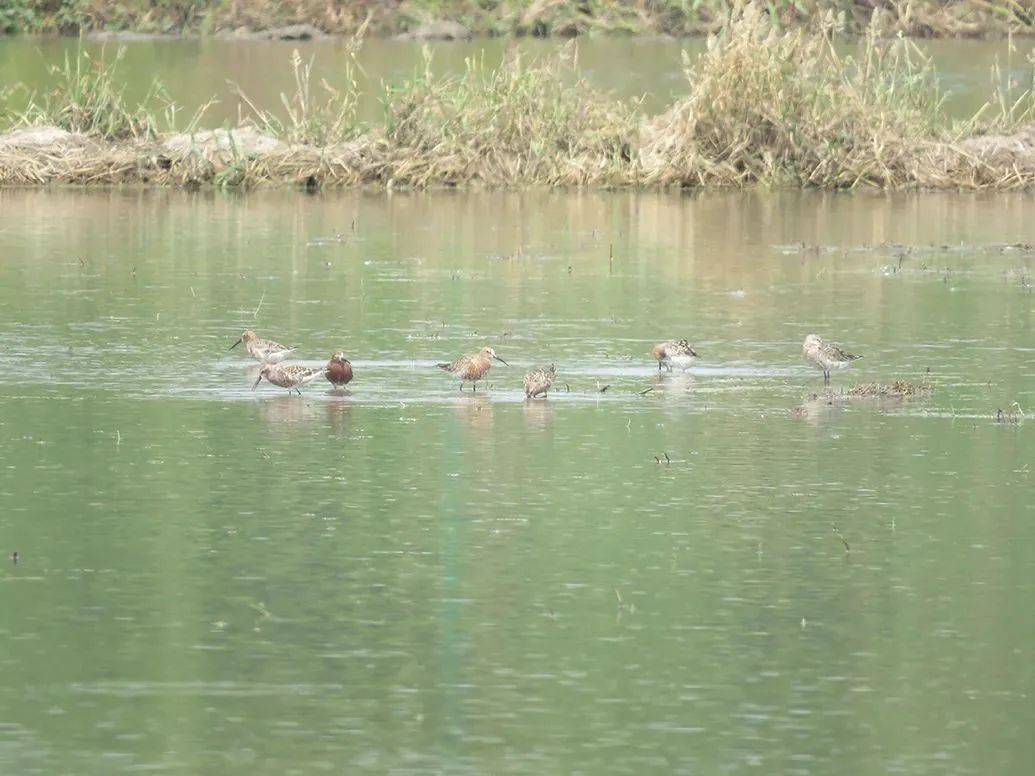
[253,364,321,395]
[325,351,353,392]
[230,330,295,364]
[523,364,556,398]
[803,334,861,383]
[437,346,508,391]
[652,339,699,372]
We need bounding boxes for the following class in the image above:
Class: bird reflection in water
[324,398,353,433]
[654,371,696,397]
[256,394,322,428]
[522,397,555,430]
[790,391,843,426]
[453,393,493,431]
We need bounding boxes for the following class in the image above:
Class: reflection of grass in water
[5,7,1035,189]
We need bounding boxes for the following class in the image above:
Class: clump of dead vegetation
[848,380,934,398]
[6,5,1035,190]
[376,44,637,187]
[638,5,952,187]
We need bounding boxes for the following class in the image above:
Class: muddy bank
[6,0,1035,39]
[2,122,1034,190]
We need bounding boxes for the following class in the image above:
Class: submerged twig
[831,525,850,553]
[253,290,265,319]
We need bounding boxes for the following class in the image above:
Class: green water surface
[0,188,1032,773]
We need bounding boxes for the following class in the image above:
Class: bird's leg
[472,382,477,393]
[823,369,830,384]
[459,383,463,392]
[658,361,662,372]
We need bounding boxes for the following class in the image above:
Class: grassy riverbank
[4,0,1035,38]
[2,6,1035,190]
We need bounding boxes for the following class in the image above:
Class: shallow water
[0,36,1029,125]
[0,187,1032,773]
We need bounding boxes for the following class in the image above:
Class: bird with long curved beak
[230,330,294,364]
[253,364,321,396]
[436,346,507,392]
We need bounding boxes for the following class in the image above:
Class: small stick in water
[639,387,654,396]
[609,243,613,274]
[253,291,265,320]
[832,525,850,553]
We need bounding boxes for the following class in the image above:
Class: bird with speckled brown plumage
[523,364,556,398]
[230,330,295,364]
[253,363,321,396]
[652,339,698,371]
[803,334,861,384]
[437,346,508,391]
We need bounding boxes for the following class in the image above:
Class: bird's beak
[252,375,263,390]
[494,356,509,366]
[230,338,242,350]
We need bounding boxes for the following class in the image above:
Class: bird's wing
[261,340,292,355]
[439,356,467,373]
[829,344,861,361]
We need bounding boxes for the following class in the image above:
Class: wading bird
[253,364,321,395]
[652,339,699,371]
[523,364,557,398]
[437,346,508,391]
[230,330,295,364]
[803,334,861,383]
[325,351,353,392]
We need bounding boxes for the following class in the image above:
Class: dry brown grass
[848,380,934,398]
[375,45,638,187]
[637,5,953,187]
